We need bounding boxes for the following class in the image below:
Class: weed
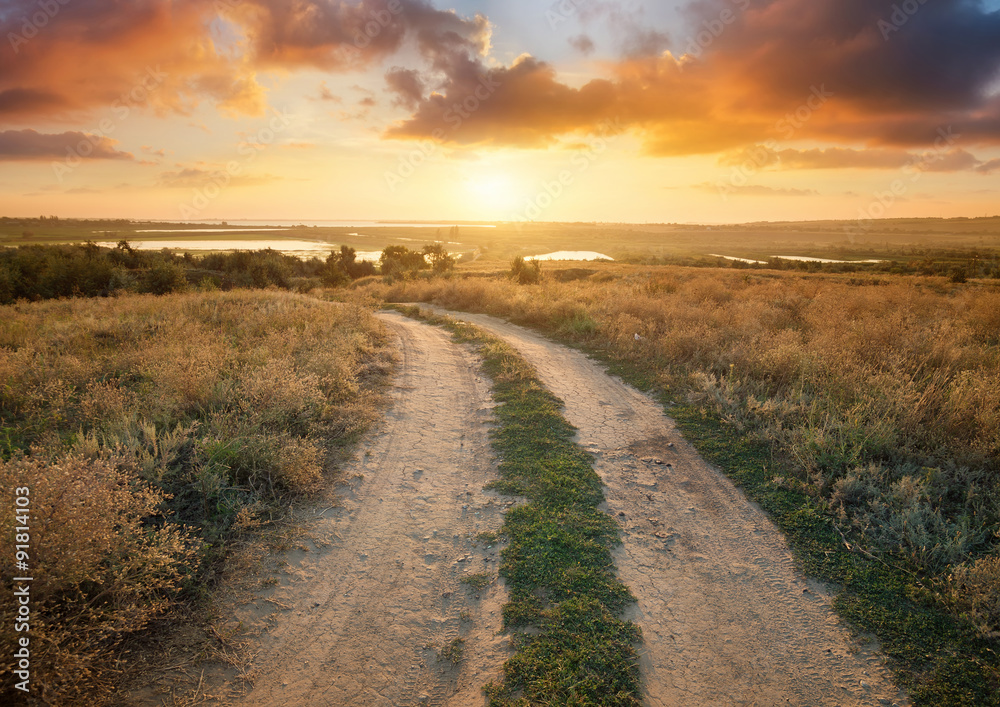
[438,637,465,664]
[475,531,500,545]
[461,572,494,590]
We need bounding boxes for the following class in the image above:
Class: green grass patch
[393,305,642,707]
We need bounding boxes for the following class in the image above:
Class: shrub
[0,454,198,703]
[509,256,541,284]
[948,555,1000,639]
[140,262,188,295]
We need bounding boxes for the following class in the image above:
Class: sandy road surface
[222,312,509,706]
[190,307,909,707]
[416,305,909,707]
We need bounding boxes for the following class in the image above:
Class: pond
[710,254,884,265]
[528,251,614,261]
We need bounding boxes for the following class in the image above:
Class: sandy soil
[195,312,511,706]
[416,305,909,707]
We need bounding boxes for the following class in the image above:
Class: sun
[463,173,521,215]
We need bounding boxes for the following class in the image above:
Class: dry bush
[0,290,394,704]
[0,454,197,703]
[949,555,1000,639]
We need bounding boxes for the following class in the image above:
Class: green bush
[509,256,541,284]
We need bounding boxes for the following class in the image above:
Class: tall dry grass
[0,290,393,704]
[355,268,1000,625]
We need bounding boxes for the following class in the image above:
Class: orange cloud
[0,129,133,160]
[0,0,266,121]
[1,0,494,125]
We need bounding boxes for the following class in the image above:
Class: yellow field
[0,290,393,703]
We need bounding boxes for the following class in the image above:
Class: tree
[322,246,376,286]
[423,243,456,273]
[380,245,429,277]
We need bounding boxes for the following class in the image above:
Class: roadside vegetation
[366,268,1000,705]
[398,306,642,706]
[0,240,454,304]
[0,290,394,704]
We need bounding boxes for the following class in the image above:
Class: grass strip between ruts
[384,296,1000,707]
[392,305,643,707]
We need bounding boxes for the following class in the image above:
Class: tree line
[0,241,456,304]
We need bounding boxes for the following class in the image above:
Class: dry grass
[0,290,393,704]
[349,267,1000,622]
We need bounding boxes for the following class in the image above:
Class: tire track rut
[416,305,909,707]
[223,312,508,706]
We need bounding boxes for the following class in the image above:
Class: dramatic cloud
[5,0,1000,163]
[387,0,1000,154]
[0,0,489,121]
[0,129,133,160]
[385,67,425,109]
[386,56,620,147]
[0,0,266,119]
[229,0,491,69]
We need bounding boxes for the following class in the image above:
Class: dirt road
[416,305,908,707]
[208,308,907,707]
[224,312,509,706]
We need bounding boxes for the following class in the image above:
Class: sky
[1,0,1000,224]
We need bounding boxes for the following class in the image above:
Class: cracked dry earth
[196,308,910,707]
